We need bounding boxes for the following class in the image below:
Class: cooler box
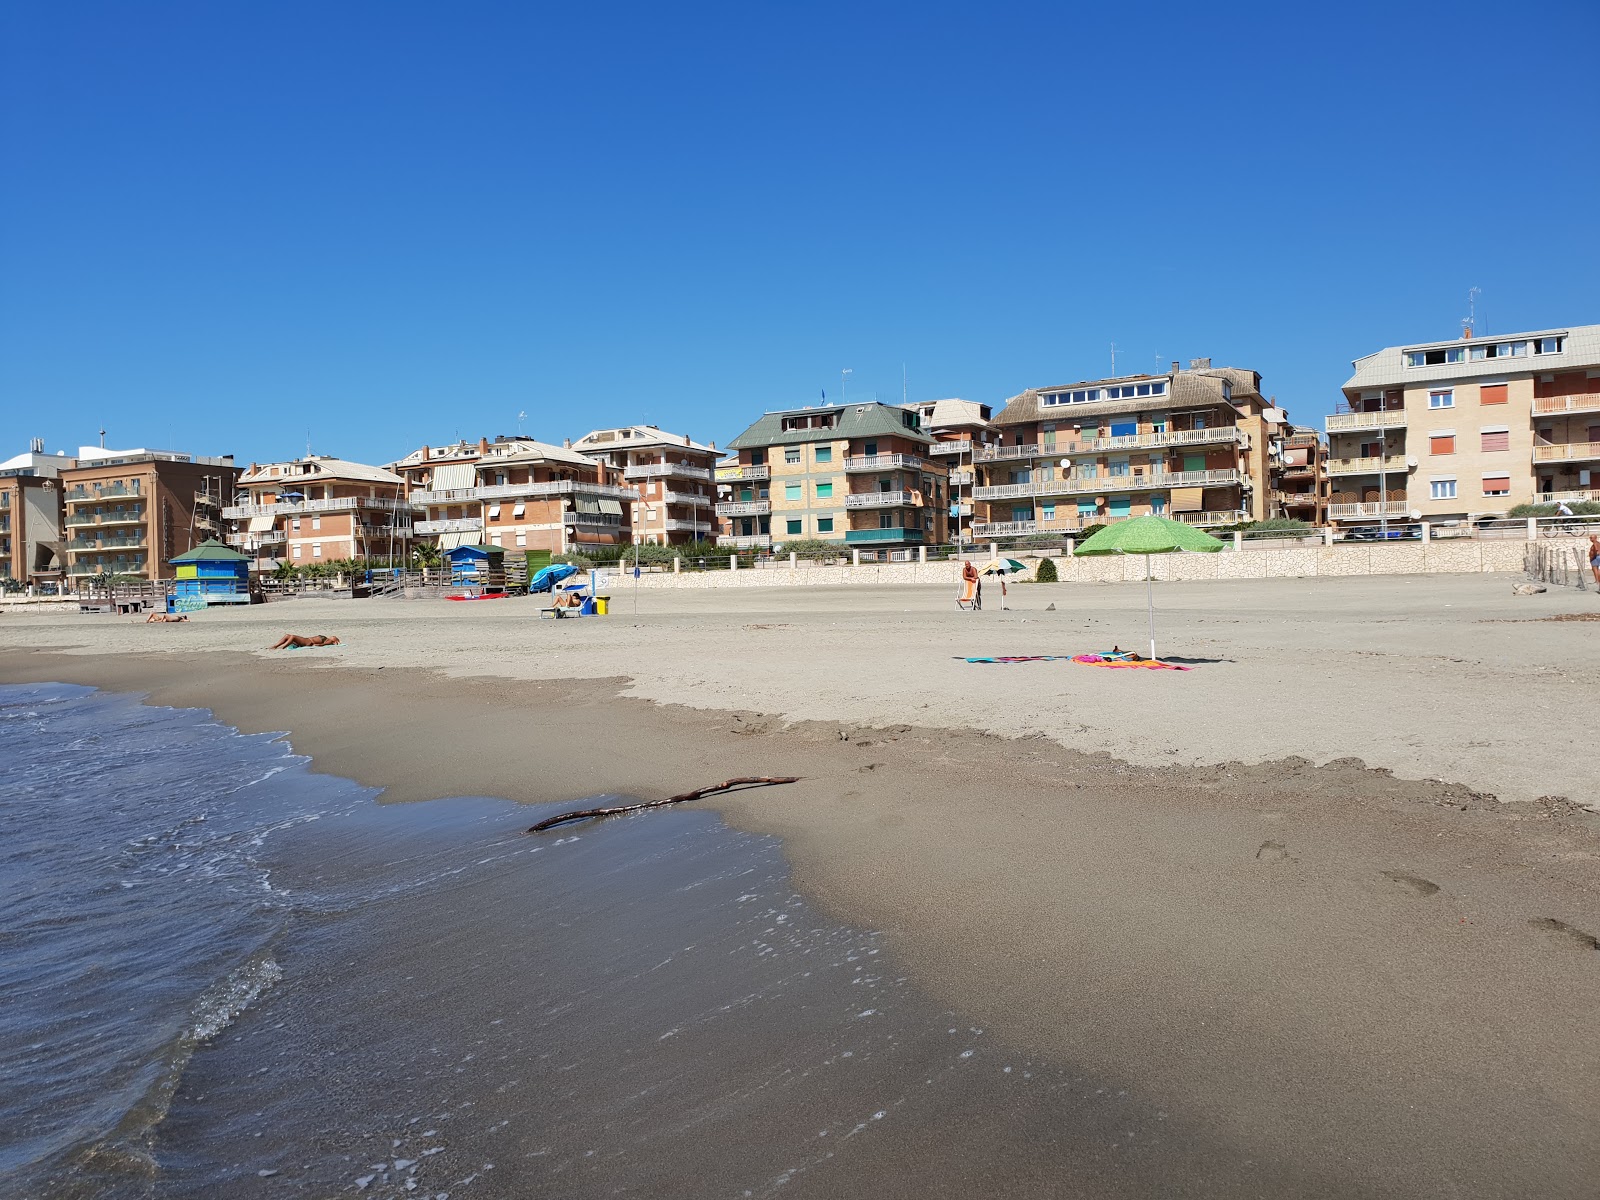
[579,597,597,616]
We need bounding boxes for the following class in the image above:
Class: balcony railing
[1052,427,1243,456]
[714,464,770,481]
[1325,409,1407,433]
[1279,491,1320,506]
[1327,454,1410,477]
[972,520,1036,537]
[226,531,286,547]
[1172,510,1250,526]
[843,453,935,473]
[66,484,143,504]
[949,467,974,485]
[481,480,636,502]
[65,513,100,527]
[663,518,713,533]
[1532,441,1600,463]
[565,512,624,527]
[408,487,480,505]
[717,534,772,549]
[1532,393,1600,416]
[973,468,1243,500]
[975,443,1043,462]
[844,490,917,509]
[223,496,409,519]
[413,516,484,535]
[844,527,925,544]
[659,490,710,506]
[623,462,713,482]
[1535,489,1600,504]
[928,440,972,456]
[95,509,147,525]
[715,500,771,517]
[1328,501,1409,520]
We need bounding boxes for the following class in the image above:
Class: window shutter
[1429,435,1455,455]
[1480,431,1509,453]
[1479,384,1508,405]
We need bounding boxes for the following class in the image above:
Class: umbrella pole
[1146,554,1156,662]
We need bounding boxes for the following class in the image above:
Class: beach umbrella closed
[1072,515,1225,661]
[980,558,1027,576]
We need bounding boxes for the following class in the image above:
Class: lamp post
[1378,423,1388,538]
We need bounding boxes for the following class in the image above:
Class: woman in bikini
[268,634,341,649]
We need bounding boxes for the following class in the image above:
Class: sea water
[0,683,1176,1200]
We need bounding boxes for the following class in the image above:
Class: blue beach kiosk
[168,540,252,613]
[443,543,505,593]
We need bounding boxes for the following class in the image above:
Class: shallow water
[2,683,1203,1200]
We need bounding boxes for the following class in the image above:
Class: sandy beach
[5,572,1598,1197]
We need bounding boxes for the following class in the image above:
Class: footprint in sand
[1381,870,1441,898]
[1528,918,1600,952]
[1255,840,1291,864]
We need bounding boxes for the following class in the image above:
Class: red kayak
[446,592,510,601]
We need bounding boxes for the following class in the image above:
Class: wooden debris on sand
[529,776,801,833]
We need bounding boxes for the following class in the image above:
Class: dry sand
[4,572,1598,1196]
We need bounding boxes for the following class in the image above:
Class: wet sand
[4,574,1599,1196]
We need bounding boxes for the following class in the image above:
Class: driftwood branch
[528,776,801,833]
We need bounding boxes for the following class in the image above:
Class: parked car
[1341,525,1421,541]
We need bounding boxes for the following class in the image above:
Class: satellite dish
[1059,459,1071,470]
[1409,510,1422,521]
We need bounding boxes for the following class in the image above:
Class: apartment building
[721,401,949,553]
[900,398,997,545]
[973,360,1277,539]
[1330,324,1600,525]
[61,447,237,582]
[572,426,718,545]
[1271,426,1328,524]
[0,445,71,586]
[225,456,408,570]
[402,437,634,554]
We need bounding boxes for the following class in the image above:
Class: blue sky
[4,0,1597,467]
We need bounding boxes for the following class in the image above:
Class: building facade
[0,446,71,587]
[1271,425,1329,524]
[572,426,718,545]
[973,360,1277,539]
[1331,324,1600,525]
[62,448,237,582]
[721,401,950,554]
[900,398,997,546]
[225,456,409,571]
[402,437,635,554]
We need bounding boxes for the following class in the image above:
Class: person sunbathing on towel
[146,613,189,623]
[269,633,341,649]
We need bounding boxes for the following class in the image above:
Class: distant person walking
[1589,534,1600,587]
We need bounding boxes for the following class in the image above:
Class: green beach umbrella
[1073,515,1226,662]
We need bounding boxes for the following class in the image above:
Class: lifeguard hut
[168,540,252,612]
[444,543,505,591]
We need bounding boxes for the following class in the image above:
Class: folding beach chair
[956,573,981,611]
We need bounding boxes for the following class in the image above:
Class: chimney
[1462,322,1474,339]
[1170,361,1179,374]
[478,437,489,454]
[563,437,572,449]
[421,445,430,461]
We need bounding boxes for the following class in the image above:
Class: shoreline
[5,641,1599,1196]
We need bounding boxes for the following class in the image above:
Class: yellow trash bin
[595,595,610,615]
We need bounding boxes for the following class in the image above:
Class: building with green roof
[718,401,949,554]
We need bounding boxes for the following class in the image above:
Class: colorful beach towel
[1071,654,1191,671]
[956,655,1075,664]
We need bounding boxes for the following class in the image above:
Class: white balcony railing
[659,489,711,506]
[1328,501,1410,520]
[975,443,1043,462]
[1532,441,1600,463]
[413,517,484,535]
[623,462,714,482]
[842,453,935,473]
[226,530,286,547]
[1171,510,1250,526]
[1052,427,1242,455]
[714,464,770,481]
[1326,455,1411,477]
[1535,489,1600,504]
[664,518,713,533]
[972,468,1243,501]
[223,496,409,519]
[1532,393,1600,417]
[971,520,1037,537]
[928,440,972,456]
[717,534,772,549]
[715,500,771,517]
[844,490,916,509]
[1325,409,1407,433]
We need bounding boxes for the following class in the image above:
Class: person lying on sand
[268,634,341,649]
[146,613,189,623]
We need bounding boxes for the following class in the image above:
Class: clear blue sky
[4,0,1597,467]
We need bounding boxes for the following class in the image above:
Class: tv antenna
[841,368,852,404]
[517,410,527,435]
[1464,286,1482,337]
[99,427,106,449]
[1110,342,1117,376]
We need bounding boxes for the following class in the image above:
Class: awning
[248,514,274,532]
[598,499,624,515]
[576,497,602,514]
[432,463,475,490]
[1170,487,1204,511]
[438,531,471,549]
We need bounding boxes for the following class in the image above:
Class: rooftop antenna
[902,363,908,407]
[841,367,852,405]
[98,427,106,449]
[1110,342,1117,376]
[1465,285,1482,337]
[517,410,527,435]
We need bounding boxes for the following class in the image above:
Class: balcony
[844,490,918,509]
[479,480,637,503]
[1327,454,1410,477]
[715,500,771,517]
[975,443,1043,463]
[227,530,286,547]
[1279,491,1320,506]
[717,534,772,549]
[565,512,624,528]
[95,509,147,526]
[66,484,143,504]
[928,440,972,456]
[623,462,713,483]
[972,520,1036,538]
[949,467,974,485]
[1532,441,1600,464]
[413,516,484,535]
[1172,510,1250,526]
[1532,393,1600,417]
[65,513,100,527]
[659,490,711,506]
[223,496,410,519]
[714,464,770,482]
[1056,427,1243,456]
[1535,489,1600,504]
[1326,409,1407,433]
[843,453,935,473]
[407,487,481,505]
[664,518,713,533]
[973,468,1243,501]
[845,527,925,545]
[1329,501,1409,521]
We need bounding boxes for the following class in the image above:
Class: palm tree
[411,542,442,570]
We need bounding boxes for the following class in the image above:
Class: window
[863,441,877,456]
[784,446,801,465]
[1040,503,1056,521]
[1429,434,1455,455]
[487,503,501,519]
[817,517,834,533]
[512,502,526,518]
[292,544,302,559]
[880,512,895,529]
[1482,474,1511,496]
[1110,421,1137,438]
[815,446,832,463]
[750,450,766,466]
[515,532,526,547]
[1480,428,1509,453]
[1534,336,1565,355]
[1428,390,1454,409]
[1108,495,1132,517]
[786,519,802,535]
[816,482,833,499]
[311,515,321,531]
[784,482,801,502]
[1429,479,1457,500]
[1149,494,1166,514]
[1469,341,1528,361]
[291,516,301,531]
[1479,383,1508,405]
[1011,505,1033,522]
[312,542,322,558]
[1406,347,1467,367]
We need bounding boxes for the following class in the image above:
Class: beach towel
[1071,654,1191,671]
[956,655,1073,664]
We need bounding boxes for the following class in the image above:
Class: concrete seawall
[626,538,1576,589]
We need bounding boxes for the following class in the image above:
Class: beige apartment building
[0,446,71,587]
[225,456,409,570]
[399,436,634,554]
[1330,323,1600,525]
[721,401,950,554]
[62,447,237,582]
[973,360,1280,539]
[900,398,997,545]
[571,426,718,545]
[1272,426,1328,524]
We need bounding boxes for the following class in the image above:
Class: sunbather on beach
[146,613,189,623]
[268,634,341,649]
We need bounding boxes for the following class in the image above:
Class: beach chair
[956,574,981,611]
